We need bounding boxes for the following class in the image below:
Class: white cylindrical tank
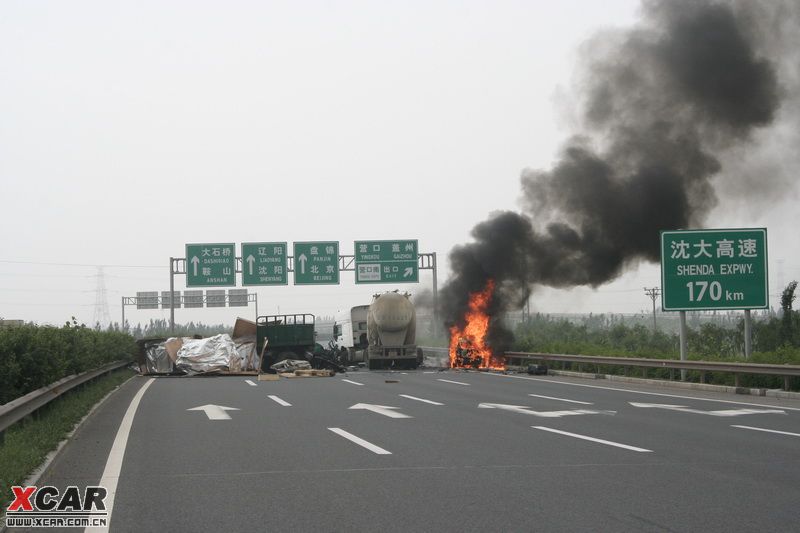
[368,292,416,347]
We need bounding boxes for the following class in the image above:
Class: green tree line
[0,318,136,404]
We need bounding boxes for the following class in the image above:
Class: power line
[0,260,164,268]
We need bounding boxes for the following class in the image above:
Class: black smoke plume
[440,0,797,352]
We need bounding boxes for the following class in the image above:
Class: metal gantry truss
[168,253,439,334]
[121,293,258,331]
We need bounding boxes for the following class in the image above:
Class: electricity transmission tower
[92,266,112,329]
[643,287,661,332]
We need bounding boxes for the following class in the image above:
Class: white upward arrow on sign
[629,402,786,417]
[191,256,200,276]
[478,403,615,418]
[349,403,412,419]
[246,255,256,276]
[298,254,308,274]
[187,404,240,420]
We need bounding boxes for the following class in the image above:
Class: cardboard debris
[258,373,280,381]
[232,317,257,339]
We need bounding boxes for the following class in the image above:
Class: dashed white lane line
[245,380,257,386]
[487,373,800,411]
[437,378,470,386]
[399,394,444,406]
[732,425,800,437]
[342,379,364,386]
[90,378,155,533]
[528,393,593,405]
[423,371,436,374]
[267,395,291,406]
[328,428,392,455]
[532,426,653,453]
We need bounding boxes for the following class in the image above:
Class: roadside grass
[0,368,135,511]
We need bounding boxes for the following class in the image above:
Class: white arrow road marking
[630,402,786,417]
[191,256,199,276]
[437,379,470,386]
[349,403,412,418]
[298,253,308,274]
[245,380,257,386]
[479,403,614,418]
[731,425,800,437]
[246,254,256,275]
[533,426,652,453]
[268,395,291,406]
[341,379,364,386]
[328,428,391,455]
[187,404,240,420]
[528,394,593,405]
[399,394,444,406]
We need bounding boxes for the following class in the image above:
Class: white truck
[334,292,422,369]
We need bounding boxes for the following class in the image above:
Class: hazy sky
[1,0,798,328]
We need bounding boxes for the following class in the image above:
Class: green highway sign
[293,241,339,285]
[241,242,288,286]
[185,243,236,287]
[354,239,418,284]
[661,228,768,311]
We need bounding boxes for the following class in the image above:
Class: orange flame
[448,279,504,369]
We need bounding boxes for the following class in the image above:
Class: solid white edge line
[399,394,444,406]
[341,379,364,386]
[532,426,653,453]
[528,393,593,405]
[731,425,800,437]
[437,378,470,386]
[245,380,257,386]
[328,428,392,455]
[486,373,800,411]
[267,395,292,407]
[88,378,154,532]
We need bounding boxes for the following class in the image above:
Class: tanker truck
[334,291,423,370]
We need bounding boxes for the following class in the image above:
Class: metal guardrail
[422,346,799,390]
[505,351,800,390]
[0,360,130,443]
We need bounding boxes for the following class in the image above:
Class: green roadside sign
[660,228,768,311]
[241,242,288,286]
[354,239,418,284]
[185,243,236,287]
[293,241,339,285]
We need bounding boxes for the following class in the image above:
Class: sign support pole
[169,257,175,335]
[679,311,687,381]
[121,296,125,333]
[744,309,752,359]
[432,252,439,338]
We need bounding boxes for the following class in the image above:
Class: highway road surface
[28,370,800,532]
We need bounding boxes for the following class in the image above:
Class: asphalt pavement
[27,370,800,532]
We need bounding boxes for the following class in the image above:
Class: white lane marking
[245,380,257,386]
[90,378,154,533]
[187,404,239,420]
[630,402,785,417]
[268,395,292,407]
[328,428,392,455]
[487,373,800,411]
[532,426,652,453]
[528,393,593,405]
[731,425,800,437]
[437,378,470,386]
[342,379,364,386]
[349,403,412,418]
[423,371,436,374]
[479,403,614,418]
[399,394,444,406]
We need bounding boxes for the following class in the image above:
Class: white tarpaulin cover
[176,333,239,373]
